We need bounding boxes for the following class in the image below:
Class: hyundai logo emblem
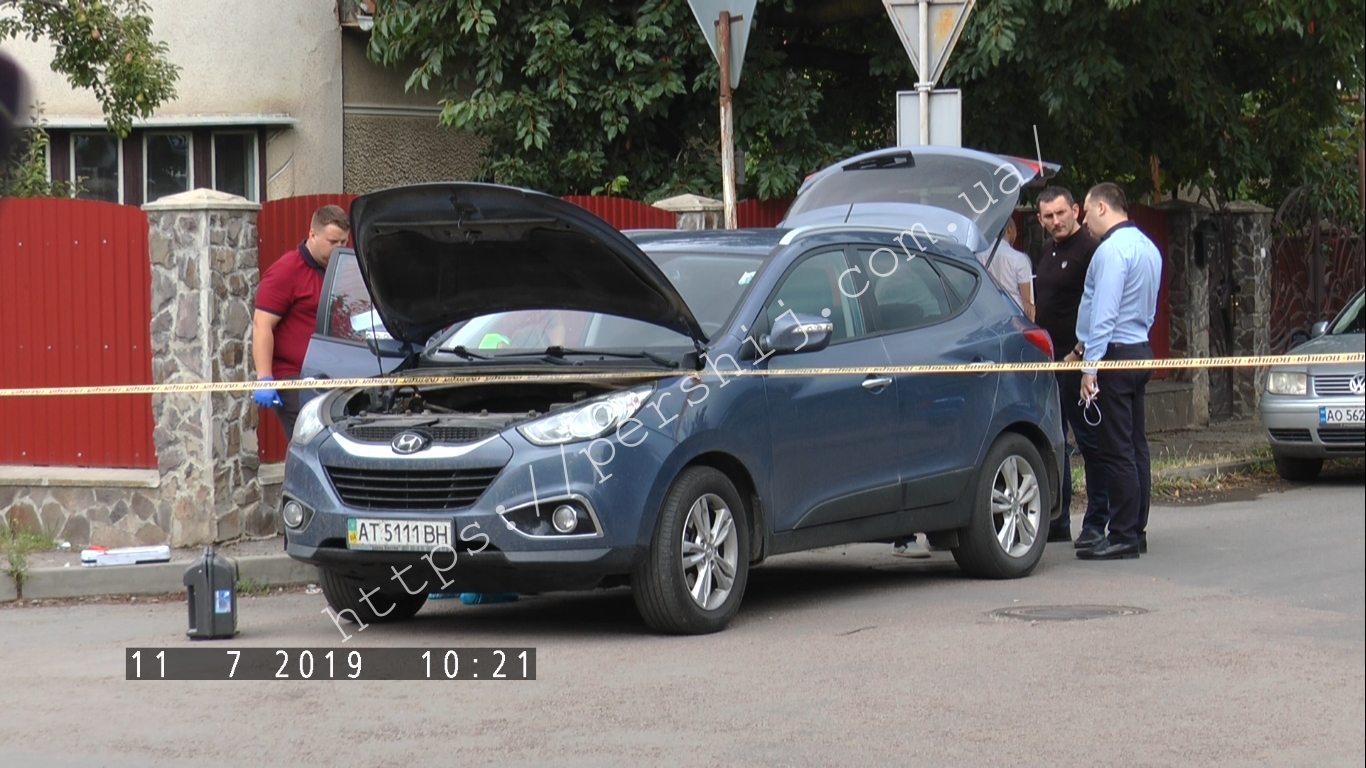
[391,431,431,455]
[1350,373,1366,396]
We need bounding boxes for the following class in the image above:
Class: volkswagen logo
[391,431,431,455]
[1350,373,1366,396]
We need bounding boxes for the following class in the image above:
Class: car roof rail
[777,223,953,246]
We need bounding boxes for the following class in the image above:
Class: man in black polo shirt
[1034,187,1110,547]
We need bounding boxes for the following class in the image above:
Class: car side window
[765,249,864,341]
[853,248,953,333]
[323,252,389,342]
[937,259,981,308]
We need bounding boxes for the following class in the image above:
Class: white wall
[4,0,343,197]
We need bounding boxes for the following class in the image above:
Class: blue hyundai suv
[282,146,1066,634]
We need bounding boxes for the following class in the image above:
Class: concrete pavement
[1,476,1360,767]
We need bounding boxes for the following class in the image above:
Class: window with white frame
[70,133,122,203]
[212,131,258,201]
[144,132,192,203]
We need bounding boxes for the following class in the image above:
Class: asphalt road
[2,476,1362,768]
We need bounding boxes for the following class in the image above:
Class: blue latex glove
[253,377,283,408]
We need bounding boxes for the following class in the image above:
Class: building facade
[6,0,481,205]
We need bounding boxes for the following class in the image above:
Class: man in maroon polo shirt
[252,205,351,438]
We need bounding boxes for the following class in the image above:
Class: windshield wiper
[496,347,680,368]
[554,347,681,368]
[441,345,492,361]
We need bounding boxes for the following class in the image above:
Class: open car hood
[781,147,1060,250]
[350,183,707,346]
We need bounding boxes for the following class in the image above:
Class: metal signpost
[687,0,757,229]
[883,0,976,146]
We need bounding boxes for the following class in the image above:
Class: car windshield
[1329,292,1364,335]
[784,152,1026,238]
[435,251,764,354]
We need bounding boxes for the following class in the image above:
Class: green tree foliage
[368,0,913,201]
[367,0,1362,214]
[1,0,180,137]
[945,0,1364,218]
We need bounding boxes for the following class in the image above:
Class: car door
[851,248,1001,509]
[299,248,405,380]
[757,247,903,532]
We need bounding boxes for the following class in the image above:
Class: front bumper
[280,423,675,592]
[1260,394,1365,458]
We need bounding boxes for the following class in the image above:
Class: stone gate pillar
[1156,200,1212,427]
[1222,201,1274,417]
[143,190,266,546]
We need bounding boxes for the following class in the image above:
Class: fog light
[282,500,305,528]
[552,504,578,533]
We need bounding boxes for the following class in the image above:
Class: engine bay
[330,380,637,434]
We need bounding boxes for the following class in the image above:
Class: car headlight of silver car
[1266,371,1307,396]
[291,395,328,445]
[517,386,654,446]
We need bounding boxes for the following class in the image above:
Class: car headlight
[291,395,327,445]
[517,386,653,446]
[1267,371,1307,396]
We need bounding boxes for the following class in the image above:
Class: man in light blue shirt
[1070,183,1163,561]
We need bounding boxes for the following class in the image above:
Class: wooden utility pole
[717,11,738,229]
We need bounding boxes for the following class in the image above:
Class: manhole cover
[990,605,1149,622]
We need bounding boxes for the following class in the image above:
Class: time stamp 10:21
[126,648,536,680]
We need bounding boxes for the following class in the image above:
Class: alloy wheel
[990,455,1042,558]
[679,493,739,610]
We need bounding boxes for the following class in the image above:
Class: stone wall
[2,190,272,549]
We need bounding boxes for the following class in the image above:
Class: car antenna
[1033,124,1045,175]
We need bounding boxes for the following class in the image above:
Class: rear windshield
[785,152,1025,241]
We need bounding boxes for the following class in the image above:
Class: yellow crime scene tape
[0,353,1360,397]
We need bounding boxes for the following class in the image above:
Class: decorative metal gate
[1270,187,1366,353]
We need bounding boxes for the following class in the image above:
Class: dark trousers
[1053,370,1111,534]
[277,387,302,441]
[1094,342,1153,546]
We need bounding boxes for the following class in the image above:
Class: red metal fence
[737,199,792,228]
[562,196,677,229]
[0,199,156,468]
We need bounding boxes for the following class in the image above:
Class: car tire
[952,433,1051,579]
[1273,452,1323,482]
[319,566,428,624]
[631,467,750,635]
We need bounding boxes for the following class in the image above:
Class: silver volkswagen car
[1261,288,1365,480]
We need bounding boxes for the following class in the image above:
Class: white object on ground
[79,545,172,567]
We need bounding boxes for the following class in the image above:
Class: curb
[1,572,16,603]
[1154,458,1267,482]
[15,554,319,601]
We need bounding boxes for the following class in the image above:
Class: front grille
[1317,427,1365,446]
[1313,374,1363,396]
[325,466,502,510]
[343,425,497,445]
[1268,428,1312,443]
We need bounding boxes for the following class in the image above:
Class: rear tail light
[1023,328,1053,360]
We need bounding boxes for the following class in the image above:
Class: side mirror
[365,334,408,359]
[763,312,834,355]
[1310,321,1329,338]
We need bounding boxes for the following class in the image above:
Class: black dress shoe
[1139,536,1148,554]
[1076,540,1140,560]
[1074,529,1106,550]
[1047,528,1073,543]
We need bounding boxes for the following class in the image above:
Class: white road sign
[883,0,976,86]
[687,0,758,89]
